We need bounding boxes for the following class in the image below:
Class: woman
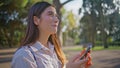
[11,1,90,68]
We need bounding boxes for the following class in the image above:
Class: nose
[54,16,59,23]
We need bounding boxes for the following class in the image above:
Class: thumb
[69,54,81,62]
[77,57,88,65]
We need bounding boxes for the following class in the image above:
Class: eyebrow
[47,10,56,14]
[47,10,58,17]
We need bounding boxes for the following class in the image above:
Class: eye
[48,11,54,16]
[48,11,59,18]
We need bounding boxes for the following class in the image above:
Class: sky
[60,0,83,15]
[60,0,83,32]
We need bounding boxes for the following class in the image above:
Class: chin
[50,30,57,34]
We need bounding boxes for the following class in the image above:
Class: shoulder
[12,46,34,62]
[11,46,37,68]
[14,46,30,57]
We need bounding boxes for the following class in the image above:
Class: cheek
[44,17,52,27]
[46,16,53,22]
[40,17,52,29]
[40,16,57,34]
[42,16,52,22]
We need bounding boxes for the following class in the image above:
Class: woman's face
[35,6,59,35]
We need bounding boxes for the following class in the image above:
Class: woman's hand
[66,54,89,68]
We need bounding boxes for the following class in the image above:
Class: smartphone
[80,44,92,60]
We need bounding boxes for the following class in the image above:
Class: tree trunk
[101,17,108,48]
[53,0,73,45]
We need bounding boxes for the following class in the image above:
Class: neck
[38,32,50,48]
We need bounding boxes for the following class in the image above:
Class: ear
[33,16,40,25]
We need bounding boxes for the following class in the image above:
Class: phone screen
[80,44,92,60]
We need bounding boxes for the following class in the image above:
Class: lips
[52,25,58,27]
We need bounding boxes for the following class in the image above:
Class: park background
[0,0,120,68]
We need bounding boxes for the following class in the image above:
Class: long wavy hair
[21,1,66,67]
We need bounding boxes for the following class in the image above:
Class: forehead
[43,6,56,13]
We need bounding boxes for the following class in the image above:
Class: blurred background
[0,0,120,68]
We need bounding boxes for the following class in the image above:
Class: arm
[66,54,88,68]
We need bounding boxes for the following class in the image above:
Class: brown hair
[21,1,66,67]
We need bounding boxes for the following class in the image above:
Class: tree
[61,8,78,45]
[0,0,29,48]
[0,0,44,48]
[79,12,97,47]
[108,8,120,43]
[79,0,120,48]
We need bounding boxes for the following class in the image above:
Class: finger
[70,53,81,62]
[77,58,88,65]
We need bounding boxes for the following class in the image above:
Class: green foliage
[63,45,120,52]
[67,11,76,30]
[14,0,28,8]
[0,0,29,48]
[79,0,120,48]
[61,8,80,45]
[61,9,76,30]
[92,46,120,50]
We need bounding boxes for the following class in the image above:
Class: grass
[107,46,120,50]
[63,46,120,51]
[92,46,120,51]
[92,46,104,51]
[63,46,83,51]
